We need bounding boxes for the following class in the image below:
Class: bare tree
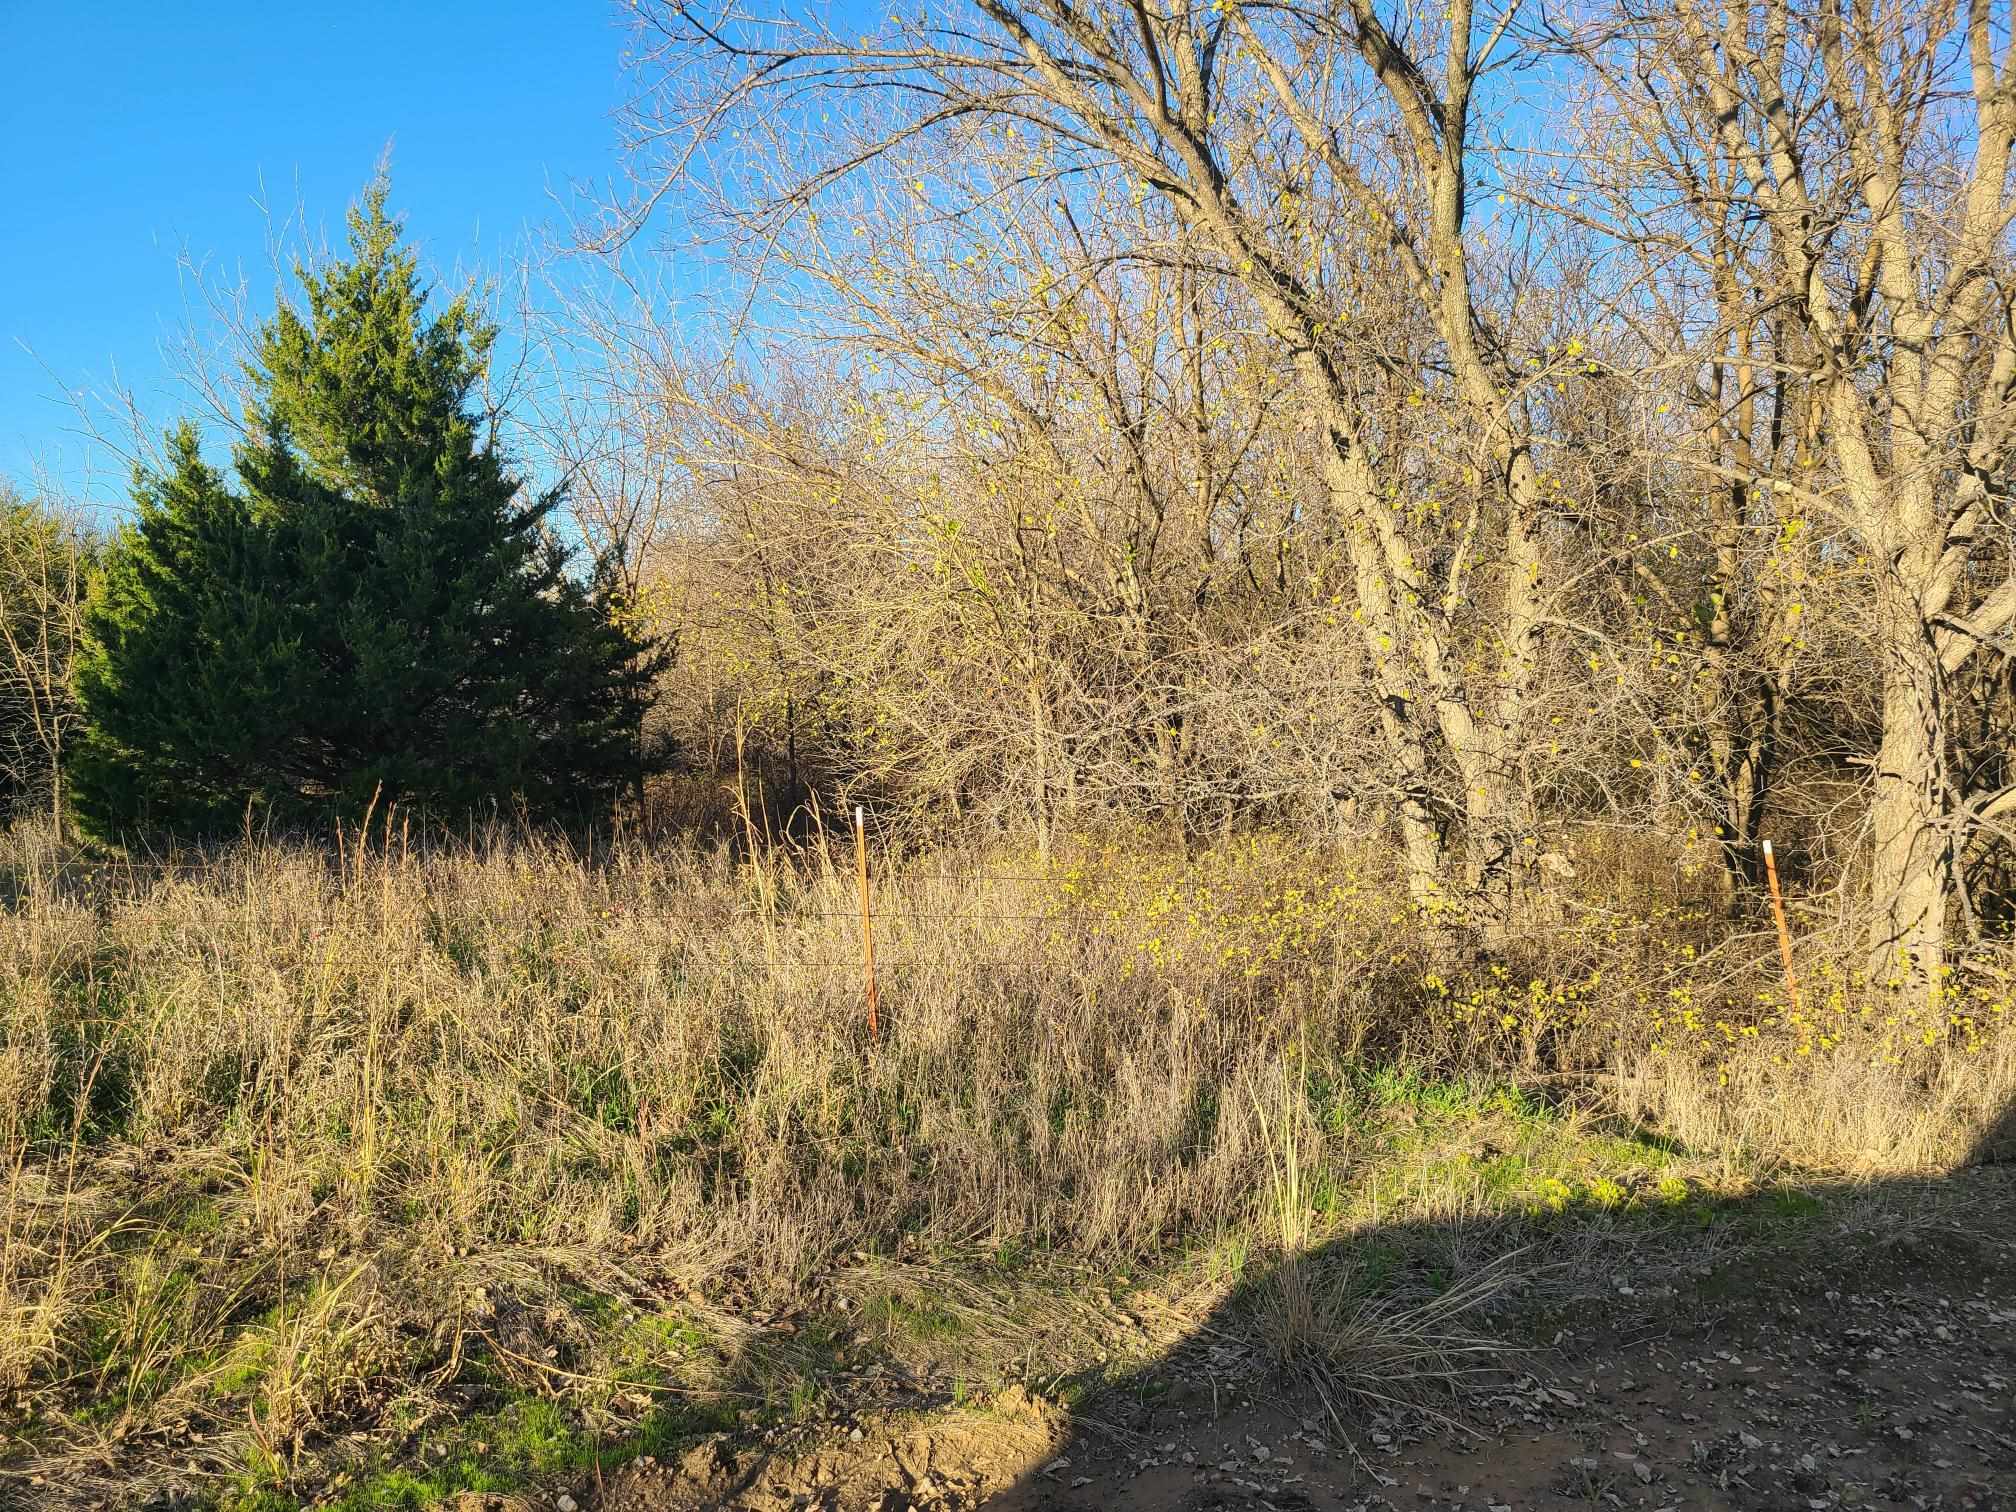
[1598,0,2016,985]
[0,484,93,840]
[1566,51,1833,909]
[616,0,1602,943]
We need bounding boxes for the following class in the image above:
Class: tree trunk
[1707,696,1772,915]
[1867,619,1950,989]
[1462,814,1517,951]
[1397,796,1447,917]
[1714,764,1763,912]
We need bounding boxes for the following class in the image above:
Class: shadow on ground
[1973,1094,2016,1167]
[589,1092,2016,1512]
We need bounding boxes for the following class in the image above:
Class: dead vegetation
[0,817,2009,1507]
[3,0,2015,1506]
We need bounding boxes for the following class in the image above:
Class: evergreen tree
[71,184,666,838]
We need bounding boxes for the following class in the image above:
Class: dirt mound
[595,1388,1066,1512]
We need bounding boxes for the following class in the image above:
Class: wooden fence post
[1762,839,1800,1012]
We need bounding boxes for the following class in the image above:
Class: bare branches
[0,484,93,839]
[530,0,2016,967]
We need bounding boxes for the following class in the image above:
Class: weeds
[0,822,2009,1506]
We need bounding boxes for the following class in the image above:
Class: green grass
[214,1385,744,1512]
[9,832,1998,1512]
[27,1077,1926,1512]
[36,1067,1785,1512]
[860,1292,969,1343]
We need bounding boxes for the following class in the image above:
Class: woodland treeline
[6,0,2016,993]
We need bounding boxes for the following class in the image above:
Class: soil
[588,1172,2016,1512]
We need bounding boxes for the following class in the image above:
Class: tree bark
[1867,595,1951,984]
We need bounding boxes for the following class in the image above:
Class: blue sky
[0,2,637,502]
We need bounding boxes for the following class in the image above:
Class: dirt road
[589,1172,2016,1512]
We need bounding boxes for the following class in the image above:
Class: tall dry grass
[0,820,2009,1501]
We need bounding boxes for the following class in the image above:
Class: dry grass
[0,821,2009,1507]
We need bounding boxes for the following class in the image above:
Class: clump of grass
[1246,1056,1527,1426]
[0,820,2007,1506]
